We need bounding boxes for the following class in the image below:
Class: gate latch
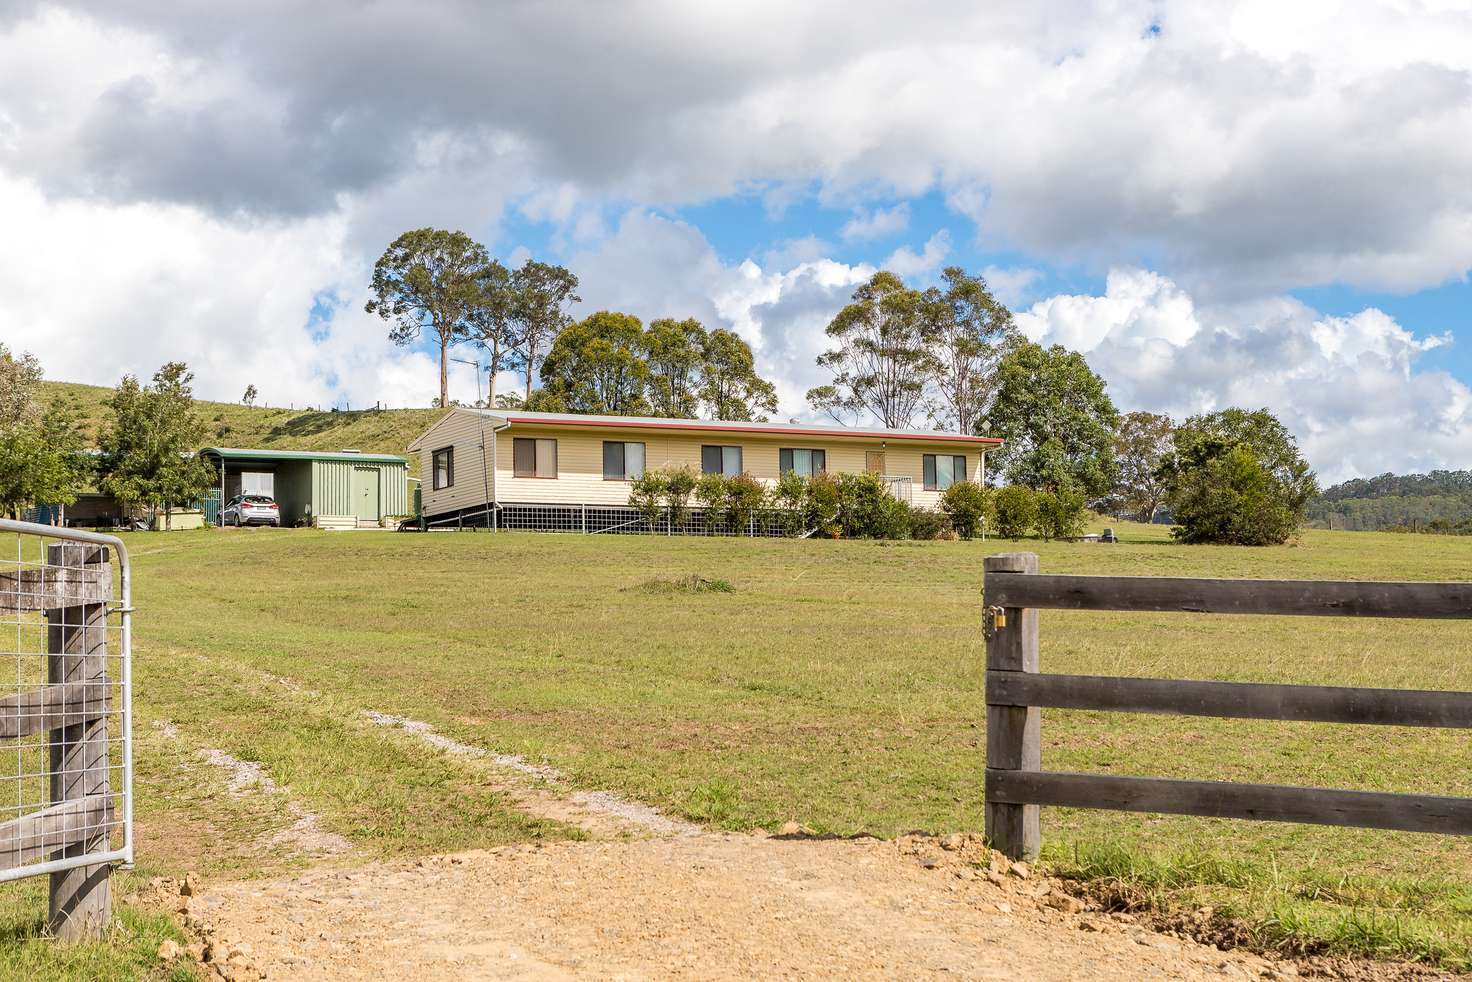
[983,605,1007,640]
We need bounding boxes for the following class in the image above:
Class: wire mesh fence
[429,503,807,537]
[0,519,132,895]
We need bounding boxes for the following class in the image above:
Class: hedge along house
[199,448,410,529]
[406,409,1002,531]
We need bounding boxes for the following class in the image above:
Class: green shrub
[1167,443,1301,545]
[1033,482,1087,540]
[725,472,768,532]
[939,481,991,539]
[993,485,1038,539]
[769,470,809,536]
[628,469,669,530]
[806,473,842,537]
[695,472,728,529]
[906,506,950,540]
[662,465,697,528]
[834,471,909,538]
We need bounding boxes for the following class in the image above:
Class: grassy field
[5,521,1471,977]
[39,381,438,477]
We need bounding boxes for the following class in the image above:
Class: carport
[199,448,409,528]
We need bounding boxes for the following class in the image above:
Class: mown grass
[0,871,194,982]
[6,521,1471,973]
[38,381,437,477]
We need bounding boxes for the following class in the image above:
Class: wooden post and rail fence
[982,552,1472,860]
[0,523,132,941]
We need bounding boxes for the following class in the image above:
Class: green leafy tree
[645,317,706,418]
[807,271,932,428]
[510,260,581,403]
[537,311,651,415]
[98,363,217,530]
[982,341,1119,498]
[0,343,43,434]
[993,485,1039,539]
[365,228,492,410]
[940,480,991,539]
[242,384,258,408]
[1111,411,1174,522]
[0,403,91,519]
[699,329,777,421]
[1158,408,1318,545]
[922,267,1018,433]
[464,258,519,406]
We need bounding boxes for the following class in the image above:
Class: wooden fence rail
[982,552,1472,860]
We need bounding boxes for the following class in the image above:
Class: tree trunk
[438,334,449,409]
[488,341,498,407]
[525,340,536,402]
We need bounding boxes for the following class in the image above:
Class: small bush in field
[993,485,1038,539]
[805,473,842,537]
[940,481,991,539]
[833,472,909,538]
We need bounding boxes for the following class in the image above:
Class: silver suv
[221,494,280,527]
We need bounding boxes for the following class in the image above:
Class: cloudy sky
[3,1,1471,482]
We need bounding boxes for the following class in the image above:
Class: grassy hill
[41,381,440,477]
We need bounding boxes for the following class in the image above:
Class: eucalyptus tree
[365,228,491,410]
[510,260,581,403]
[644,317,706,418]
[806,271,932,429]
[922,266,1018,434]
[699,328,777,421]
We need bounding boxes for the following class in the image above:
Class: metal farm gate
[0,519,133,940]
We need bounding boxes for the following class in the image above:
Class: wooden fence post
[984,552,1041,861]
[46,542,111,940]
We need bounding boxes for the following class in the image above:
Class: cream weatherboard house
[406,409,1002,530]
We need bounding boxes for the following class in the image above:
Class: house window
[513,438,558,478]
[432,447,454,490]
[779,448,826,477]
[603,441,646,481]
[701,445,743,477]
[924,454,970,491]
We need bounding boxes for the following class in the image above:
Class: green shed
[200,448,410,528]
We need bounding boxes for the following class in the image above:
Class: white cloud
[840,203,909,241]
[980,265,1041,308]
[1018,268,1472,482]
[884,230,951,277]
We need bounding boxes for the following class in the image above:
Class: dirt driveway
[169,831,1319,982]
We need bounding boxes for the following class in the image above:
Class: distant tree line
[1308,469,1472,533]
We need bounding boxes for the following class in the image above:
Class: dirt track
[173,832,1315,981]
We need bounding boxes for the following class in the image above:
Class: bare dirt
[162,833,1329,982]
[146,709,1461,981]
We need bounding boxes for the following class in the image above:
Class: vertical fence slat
[45,542,111,940]
[984,552,1040,860]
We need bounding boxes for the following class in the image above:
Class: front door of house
[353,468,379,522]
[866,451,885,475]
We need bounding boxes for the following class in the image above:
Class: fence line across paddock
[981,552,1472,860]
[0,519,133,940]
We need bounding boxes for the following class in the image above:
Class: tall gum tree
[807,270,931,429]
[365,228,491,409]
